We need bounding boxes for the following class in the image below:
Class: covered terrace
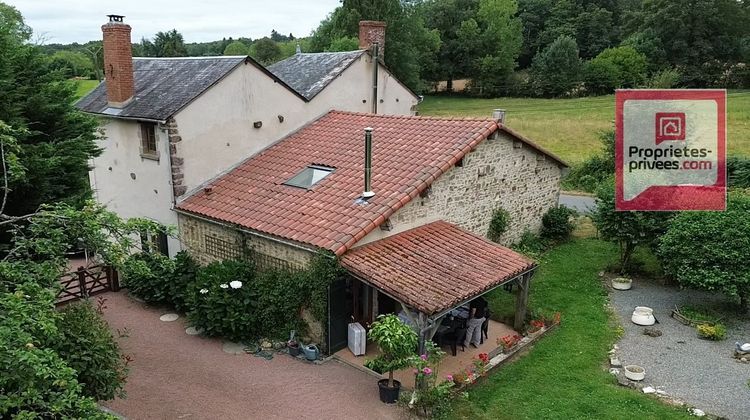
[335,220,537,380]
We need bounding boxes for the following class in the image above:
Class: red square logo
[655,112,686,144]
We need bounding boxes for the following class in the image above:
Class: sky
[10,0,341,44]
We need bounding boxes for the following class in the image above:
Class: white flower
[199,288,208,294]
[219,283,229,289]
[229,280,243,289]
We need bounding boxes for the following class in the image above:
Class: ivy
[487,207,511,243]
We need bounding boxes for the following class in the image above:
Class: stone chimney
[358,20,386,58]
[102,15,134,108]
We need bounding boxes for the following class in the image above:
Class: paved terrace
[98,291,399,420]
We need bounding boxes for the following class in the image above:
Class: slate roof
[267,50,367,101]
[176,110,502,255]
[340,221,536,315]
[76,56,249,121]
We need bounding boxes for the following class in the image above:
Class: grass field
[420,92,750,165]
[447,239,689,419]
[72,79,99,99]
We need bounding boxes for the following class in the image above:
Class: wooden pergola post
[514,272,532,331]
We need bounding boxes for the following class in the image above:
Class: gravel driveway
[98,291,399,420]
[609,278,750,419]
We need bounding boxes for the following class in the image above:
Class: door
[327,278,351,353]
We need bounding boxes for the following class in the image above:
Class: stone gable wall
[359,131,563,247]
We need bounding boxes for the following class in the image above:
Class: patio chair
[444,327,467,356]
[480,308,491,344]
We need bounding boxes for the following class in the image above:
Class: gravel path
[98,291,400,420]
[609,278,750,419]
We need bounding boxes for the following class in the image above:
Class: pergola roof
[340,220,536,316]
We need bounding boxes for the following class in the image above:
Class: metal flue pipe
[371,43,379,114]
[363,127,374,198]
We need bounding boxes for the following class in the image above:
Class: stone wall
[177,213,314,269]
[359,130,563,247]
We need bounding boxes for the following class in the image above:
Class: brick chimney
[102,15,134,108]
[358,20,386,58]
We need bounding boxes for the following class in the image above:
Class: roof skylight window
[283,165,334,189]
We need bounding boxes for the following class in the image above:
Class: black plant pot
[288,345,300,357]
[378,379,401,404]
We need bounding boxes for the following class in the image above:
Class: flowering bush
[186,260,258,342]
[404,342,453,416]
[187,260,315,342]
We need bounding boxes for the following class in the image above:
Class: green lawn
[72,79,99,99]
[420,92,750,165]
[446,239,690,419]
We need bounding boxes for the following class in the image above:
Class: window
[140,231,169,255]
[140,122,158,158]
[283,165,334,189]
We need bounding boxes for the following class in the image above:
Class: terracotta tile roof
[177,110,499,255]
[340,220,536,315]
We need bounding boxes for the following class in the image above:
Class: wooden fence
[57,264,120,305]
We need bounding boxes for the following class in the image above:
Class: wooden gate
[57,265,120,305]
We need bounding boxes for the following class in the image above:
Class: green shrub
[697,323,726,341]
[0,283,113,419]
[541,206,576,242]
[121,252,176,304]
[54,301,127,401]
[487,208,511,243]
[168,251,198,312]
[647,68,681,89]
[512,230,547,259]
[561,130,614,193]
[583,46,648,95]
[658,191,750,312]
[727,156,750,188]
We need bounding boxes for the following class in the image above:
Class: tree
[592,180,672,271]
[49,50,94,78]
[584,46,648,94]
[0,4,100,227]
[309,0,440,91]
[658,192,750,312]
[152,29,187,57]
[223,40,249,56]
[627,0,750,86]
[326,36,359,52]
[473,0,523,95]
[423,0,521,94]
[530,35,581,97]
[250,37,281,65]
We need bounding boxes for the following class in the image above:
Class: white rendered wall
[88,118,181,255]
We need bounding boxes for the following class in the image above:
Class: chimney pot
[492,109,506,124]
[102,14,134,108]
[359,20,386,59]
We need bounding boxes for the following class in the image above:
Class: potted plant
[368,314,418,404]
[527,319,545,337]
[497,334,522,353]
[287,330,300,357]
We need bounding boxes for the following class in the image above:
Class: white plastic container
[348,322,366,356]
[624,365,645,381]
[631,306,655,326]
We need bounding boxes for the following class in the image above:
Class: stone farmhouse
[77,16,417,255]
[175,109,568,351]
